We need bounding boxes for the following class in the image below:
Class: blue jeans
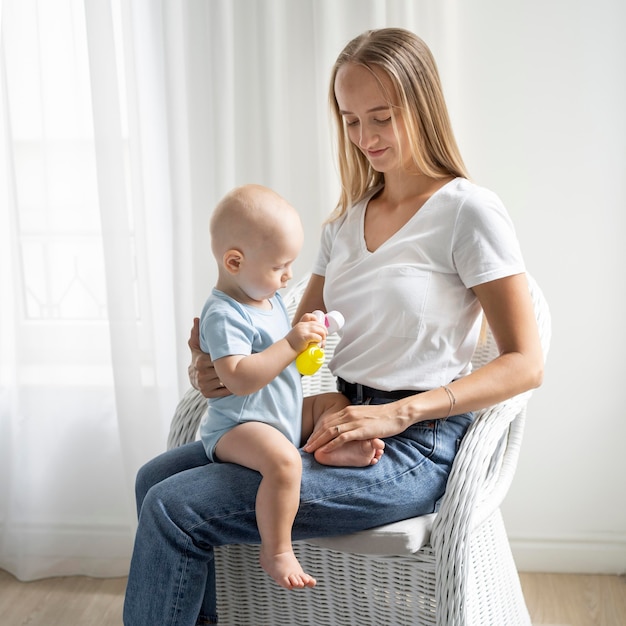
[123,397,473,626]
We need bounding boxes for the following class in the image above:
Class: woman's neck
[377,172,454,206]
[379,171,454,206]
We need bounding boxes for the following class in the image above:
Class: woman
[123,28,543,626]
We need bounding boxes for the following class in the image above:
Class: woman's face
[334,63,411,174]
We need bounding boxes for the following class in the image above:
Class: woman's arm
[443,272,544,409]
[305,273,544,453]
[293,274,326,325]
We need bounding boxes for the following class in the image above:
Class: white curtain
[0,0,453,580]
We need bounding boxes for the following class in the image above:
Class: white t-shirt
[312,178,525,391]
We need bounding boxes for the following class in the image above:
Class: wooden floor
[0,569,624,625]
[519,572,626,626]
[0,570,126,626]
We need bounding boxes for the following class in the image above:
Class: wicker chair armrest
[430,393,530,626]
[435,395,527,535]
[167,387,206,449]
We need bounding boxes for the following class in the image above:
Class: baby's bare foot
[369,440,385,465]
[259,549,316,590]
[314,438,385,467]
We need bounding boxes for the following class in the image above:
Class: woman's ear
[223,249,244,274]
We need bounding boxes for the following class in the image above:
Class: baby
[199,184,384,590]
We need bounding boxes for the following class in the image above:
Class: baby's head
[210,184,304,304]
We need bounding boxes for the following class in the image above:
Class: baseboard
[0,522,133,581]
[3,523,625,579]
[511,534,626,574]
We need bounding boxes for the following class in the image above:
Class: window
[3,0,134,383]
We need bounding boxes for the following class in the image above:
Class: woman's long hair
[328,28,469,219]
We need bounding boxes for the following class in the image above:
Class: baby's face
[237,220,303,304]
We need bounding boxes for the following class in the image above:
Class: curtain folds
[0,0,448,580]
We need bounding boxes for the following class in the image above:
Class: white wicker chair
[168,274,551,626]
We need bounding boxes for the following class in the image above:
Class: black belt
[337,377,423,401]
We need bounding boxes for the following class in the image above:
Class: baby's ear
[223,249,243,274]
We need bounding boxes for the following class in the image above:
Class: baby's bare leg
[215,422,316,589]
[302,392,385,467]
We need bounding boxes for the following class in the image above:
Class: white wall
[451,0,626,573]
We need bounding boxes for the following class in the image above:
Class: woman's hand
[188,318,231,398]
[303,401,412,454]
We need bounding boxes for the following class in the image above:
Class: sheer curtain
[0,0,453,580]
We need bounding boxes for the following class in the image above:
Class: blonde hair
[328,28,469,219]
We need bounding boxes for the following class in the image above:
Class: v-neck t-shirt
[312,177,525,391]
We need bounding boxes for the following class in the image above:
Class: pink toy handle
[312,310,344,335]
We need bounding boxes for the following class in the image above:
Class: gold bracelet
[442,385,456,418]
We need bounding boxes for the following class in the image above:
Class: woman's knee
[135,458,160,513]
[134,452,177,512]
[135,442,210,513]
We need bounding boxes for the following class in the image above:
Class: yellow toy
[296,310,344,376]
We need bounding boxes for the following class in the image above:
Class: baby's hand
[286,314,326,353]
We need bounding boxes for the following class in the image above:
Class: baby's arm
[214,316,325,396]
